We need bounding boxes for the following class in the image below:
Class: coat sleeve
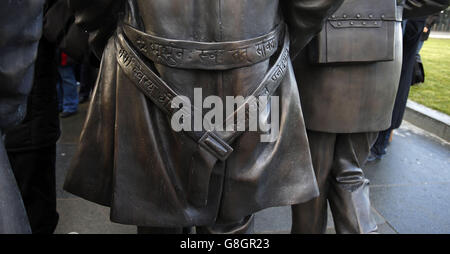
[403,0,449,18]
[425,13,441,28]
[68,0,125,58]
[281,0,344,60]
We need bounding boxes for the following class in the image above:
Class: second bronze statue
[292,0,449,234]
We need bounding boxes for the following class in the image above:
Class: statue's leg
[291,131,336,234]
[136,216,253,234]
[196,215,255,234]
[137,226,186,234]
[327,132,378,234]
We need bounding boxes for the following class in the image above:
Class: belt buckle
[199,132,233,161]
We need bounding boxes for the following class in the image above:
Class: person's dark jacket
[392,18,427,128]
[44,0,89,63]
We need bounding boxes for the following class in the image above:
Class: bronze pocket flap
[309,0,401,64]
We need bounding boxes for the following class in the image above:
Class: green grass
[409,38,450,115]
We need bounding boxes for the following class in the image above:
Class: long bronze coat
[294,0,449,133]
[64,0,343,227]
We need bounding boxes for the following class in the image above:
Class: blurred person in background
[369,14,440,161]
[49,0,89,118]
[418,14,440,53]
[411,13,441,85]
[57,51,79,118]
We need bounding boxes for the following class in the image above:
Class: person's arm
[426,13,441,28]
[403,0,449,19]
[281,0,344,60]
[68,0,125,58]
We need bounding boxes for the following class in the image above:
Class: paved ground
[54,103,450,234]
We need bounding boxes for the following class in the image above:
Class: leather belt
[122,24,282,70]
[116,25,290,207]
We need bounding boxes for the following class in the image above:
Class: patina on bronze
[292,0,449,234]
[0,0,46,234]
[115,28,290,207]
[64,0,344,232]
[122,23,282,70]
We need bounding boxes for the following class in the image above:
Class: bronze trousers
[291,131,378,234]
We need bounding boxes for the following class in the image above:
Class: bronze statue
[0,0,46,234]
[64,0,344,233]
[291,0,449,234]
